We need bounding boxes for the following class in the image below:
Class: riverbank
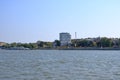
[1,47,120,50]
[58,47,120,50]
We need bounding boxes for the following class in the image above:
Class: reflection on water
[0,50,120,80]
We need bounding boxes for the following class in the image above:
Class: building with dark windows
[59,32,71,46]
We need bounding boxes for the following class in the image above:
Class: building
[0,42,6,46]
[59,32,71,46]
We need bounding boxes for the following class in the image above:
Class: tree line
[2,41,53,49]
[53,37,120,48]
[71,37,120,48]
[2,37,120,49]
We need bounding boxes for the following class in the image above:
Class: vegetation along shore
[1,37,120,50]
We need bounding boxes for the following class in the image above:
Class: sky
[1,0,120,43]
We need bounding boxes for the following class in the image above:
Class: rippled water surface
[0,50,120,80]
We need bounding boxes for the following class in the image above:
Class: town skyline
[1,33,120,43]
[1,33,120,50]
[1,0,120,43]
[1,32,120,43]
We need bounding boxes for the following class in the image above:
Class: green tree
[87,41,94,47]
[100,37,112,47]
[79,40,88,47]
[46,42,52,48]
[54,40,60,46]
[37,41,44,47]
[11,42,17,47]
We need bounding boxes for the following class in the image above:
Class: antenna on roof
[75,32,77,39]
[75,32,77,47]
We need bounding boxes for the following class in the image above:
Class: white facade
[59,33,71,46]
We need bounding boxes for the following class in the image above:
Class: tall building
[59,32,71,46]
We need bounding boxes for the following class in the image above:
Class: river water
[0,50,120,80]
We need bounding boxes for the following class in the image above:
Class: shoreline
[58,47,120,50]
[1,47,120,50]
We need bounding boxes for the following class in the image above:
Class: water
[0,50,120,80]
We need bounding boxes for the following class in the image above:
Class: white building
[59,32,71,46]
